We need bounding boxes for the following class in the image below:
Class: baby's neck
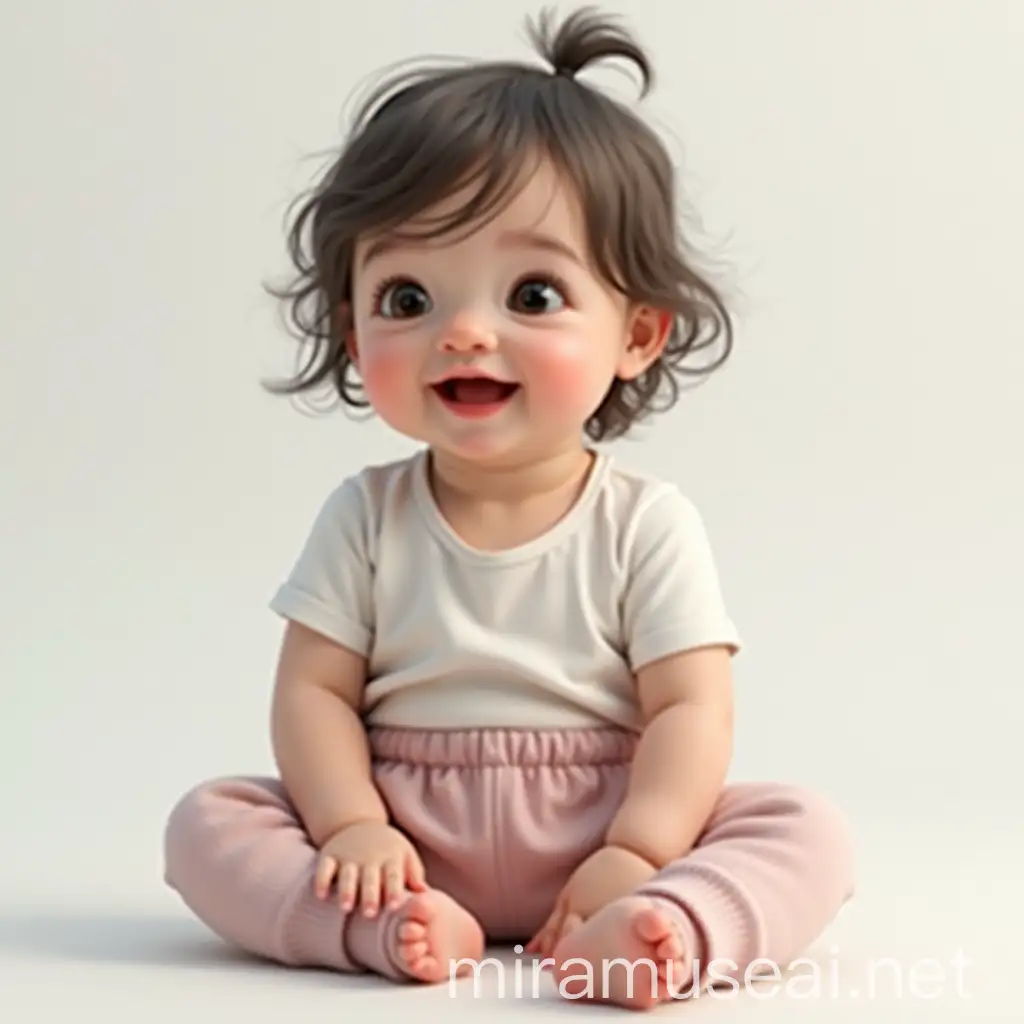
[426,445,597,552]
[429,445,594,506]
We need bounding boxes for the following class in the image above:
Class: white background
[2,1,1021,1019]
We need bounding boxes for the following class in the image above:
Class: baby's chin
[422,416,535,459]
[432,423,573,468]
[428,433,533,467]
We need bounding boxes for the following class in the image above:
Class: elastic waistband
[368,727,637,767]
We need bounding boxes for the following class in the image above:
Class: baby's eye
[376,279,431,318]
[508,278,567,314]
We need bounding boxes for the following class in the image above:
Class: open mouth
[431,376,520,414]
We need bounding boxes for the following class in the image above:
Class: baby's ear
[617,306,672,380]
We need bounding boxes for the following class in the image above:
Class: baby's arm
[605,644,733,868]
[270,619,388,846]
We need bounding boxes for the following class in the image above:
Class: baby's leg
[552,782,854,1009]
[163,775,483,982]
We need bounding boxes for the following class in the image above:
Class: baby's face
[347,159,655,466]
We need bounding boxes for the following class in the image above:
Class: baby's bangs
[404,150,555,245]
[343,69,563,242]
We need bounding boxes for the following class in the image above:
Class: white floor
[1,822,1016,1022]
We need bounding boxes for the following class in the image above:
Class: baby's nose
[438,310,498,351]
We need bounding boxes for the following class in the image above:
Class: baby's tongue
[452,378,507,403]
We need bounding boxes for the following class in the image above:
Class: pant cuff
[636,862,766,985]
[274,885,361,972]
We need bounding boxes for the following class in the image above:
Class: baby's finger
[556,911,583,946]
[337,861,360,911]
[533,928,556,961]
[359,864,382,917]
[527,903,559,950]
[404,852,428,891]
[314,855,337,900]
[527,911,560,959]
[382,861,405,908]
[524,917,550,954]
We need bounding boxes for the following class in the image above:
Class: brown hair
[264,5,733,441]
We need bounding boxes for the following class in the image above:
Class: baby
[163,7,854,1010]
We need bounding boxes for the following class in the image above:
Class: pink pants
[163,727,854,984]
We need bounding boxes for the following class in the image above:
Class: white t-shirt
[270,447,740,732]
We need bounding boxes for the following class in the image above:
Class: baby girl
[163,6,854,1010]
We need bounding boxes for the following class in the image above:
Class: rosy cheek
[522,339,605,406]
[359,342,414,408]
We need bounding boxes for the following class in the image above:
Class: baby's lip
[430,366,517,385]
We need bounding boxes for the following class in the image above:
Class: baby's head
[268,7,733,463]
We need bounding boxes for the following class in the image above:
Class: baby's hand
[315,820,427,916]
[526,844,658,960]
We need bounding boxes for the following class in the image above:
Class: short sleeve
[622,486,740,670]
[268,477,375,655]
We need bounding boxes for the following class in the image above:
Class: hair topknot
[264,6,733,441]
[527,5,651,93]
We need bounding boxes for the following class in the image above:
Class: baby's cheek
[525,342,608,409]
[360,345,415,409]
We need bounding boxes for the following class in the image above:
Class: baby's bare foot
[551,896,693,1009]
[392,889,485,984]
